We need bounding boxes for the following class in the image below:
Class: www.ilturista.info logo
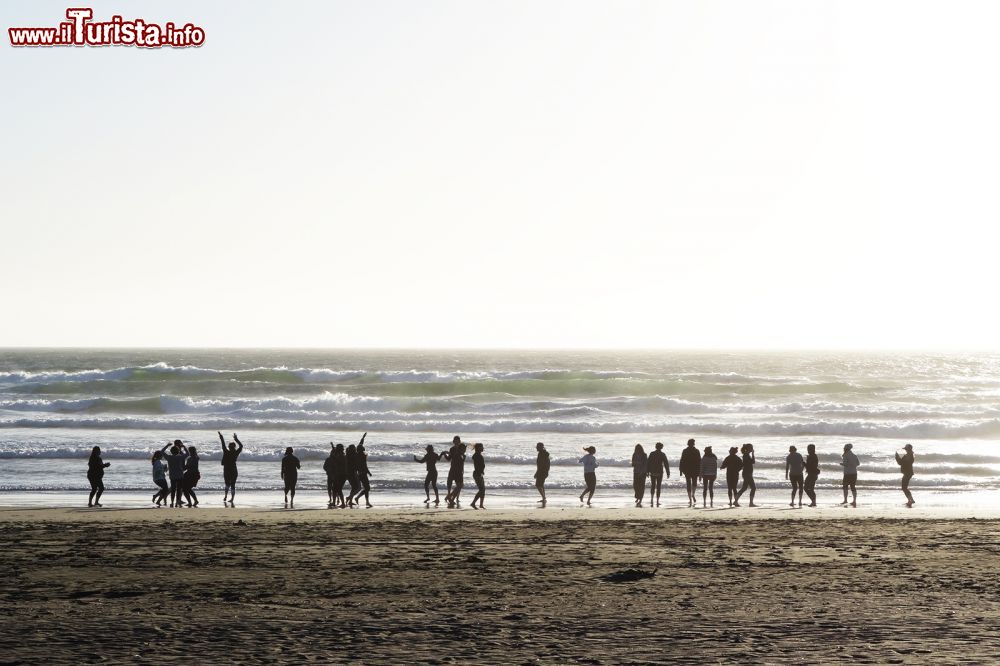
[8,8,205,48]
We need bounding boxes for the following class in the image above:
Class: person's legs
[747,478,757,506]
[849,476,857,506]
[805,474,817,506]
[707,477,714,506]
[585,472,596,505]
[842,477,849,504]
[94,478,104,506]
[796,476,803,506]
[289,478,297,506]
[88,477,98,506]
[902,473,914,505]
[702,478,708,506]
[430,471,439,503]
[472,473,485,508]
[649,475,661,506]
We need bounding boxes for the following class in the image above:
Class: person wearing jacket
[160,440,188,508]
[804,444,820,507]
[646,442,671,507]
[631,444,648,507]
[720,447,743,507]
[87,446,111,508]
[895,443,915,507]
[840,443,861,507]
[679,439,702,507]
[578,446,599,506]
[700,446,718,508]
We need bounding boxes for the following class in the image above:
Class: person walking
[734,443,757,507]
[804,444,820,507]
[721,447,743,507]
[646,442,671,507]
[470,443,486,509]
[679,439,701,507]
[281,446,301,507]
[151,450,169,507]
[87,446,110,507]
[839,443,860,507]
[895,444,915,507]
[631,444,648,507]
[578,446,599,506]
[181,446,200,508]
[785,445,805,508]
[700,446,718,508]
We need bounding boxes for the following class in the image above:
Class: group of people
[617,439,915,509]
[81,434,918,509]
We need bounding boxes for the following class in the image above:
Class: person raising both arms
[219,432,243,505]
[356,434,374,508]
[646,442,671,507]
[87,446,111,508]
[534,442,550,505]
[160,440,188,508]
[414,444,441,505]
[679,439,701,508]
[785,445,805,508]
[895,444,915,508]
[281,446,301,507]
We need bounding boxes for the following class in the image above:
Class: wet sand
[1,508,998,663]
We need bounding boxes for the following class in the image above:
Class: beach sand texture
[1,509,998,664]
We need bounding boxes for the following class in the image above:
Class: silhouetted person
[631,444,648,507]
[282,446,301,507]
[534,442,550,504]
[647,442,671,506]
[160,440,188,508]
[804,443,820,507]
[896,443,915,507]
[839,443,860,507]
[324,444,338,507]
[679,439,701,507]
[579,446,599,506]
[356,435,373,508]
[219,432,243,505]
[345,444,361,507]
[332,443,347,507]
[700,446,717,508]
[734,443,757,507]
[470,443,486,509]
[182,446,200,507]
[87,445,110,507]
[443,436,467,507]
[151,450,169,507]
[721,447,743,507]
[414,444,441,504]
[785,445,805,508]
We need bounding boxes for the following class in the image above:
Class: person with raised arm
[734,443,757,507]
[414,444,441,505]
[356,434,374,508]
[534,442,551,505]
[804,444,820,507]
[470,443,487,509]
[839,443,860,508]
[896,443,915,508]
[219,432,243,505]
[87,446,111,508]
[578,446,599,506]
[785,445,805,508]
[160,440,188,508]
[281,446,301,507]
[646,442,671,507]
[720,446,743,507]
[700,446,718,508]
[679,439,701,507]
[151,450,169,507]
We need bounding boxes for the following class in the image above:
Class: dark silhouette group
[84,434,919,510]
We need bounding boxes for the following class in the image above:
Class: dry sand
[1,508,998,664]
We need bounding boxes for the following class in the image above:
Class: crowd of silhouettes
[80,434,920,510]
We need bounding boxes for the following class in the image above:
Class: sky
[2,1,998,349]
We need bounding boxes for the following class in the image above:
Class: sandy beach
[1,509,998,664]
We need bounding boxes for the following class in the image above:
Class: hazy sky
[2,1,998,349]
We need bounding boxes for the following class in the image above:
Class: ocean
[1,349,999,508]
